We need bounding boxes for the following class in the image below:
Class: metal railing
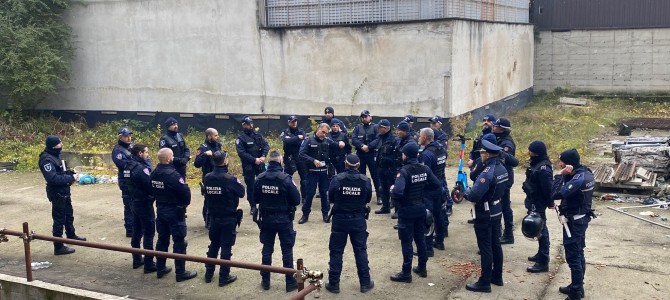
[260,0,530,27]
[0,222,323,300]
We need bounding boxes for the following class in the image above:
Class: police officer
[298,123,339,224]
[280,115,307,200]
[351,110,380,203]
[429,115,449,148]
[329,122,351,174]
[468,133,519,225]
[39,135,86,255]
[194,128,222,227]
[370,119,397,214]
[523,141,554,273]
[552,149,594,300]
[160,117,191,178]
[390,143,442,283]
[403,115,419,141]
[325,154,374,294]
[203,151,245,287]
[418,128,448,254]
[151,148,197,282]
[253,151,300,292]
[392,121,417,219]
[492,118,517,244]
[112,127,134,237]
[125,144,158,273]
[235,116,270,215]
[322,106,348,134]
[463,139,508,293]
[467,113,495,168]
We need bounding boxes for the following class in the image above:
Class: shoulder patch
[179,177,185,184]
[196,149,201,156]
[116,153,123,160]
[43,163,53,172]
[504,146,510,152]
[143,168,150,175]
[574,173,581,179]
[480,178,486,183]
[483,166,490,173]
[160,140,166,147]
[540,165,547,170]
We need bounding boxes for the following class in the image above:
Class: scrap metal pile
[594,135,670,192]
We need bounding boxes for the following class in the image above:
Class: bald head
[157,148,173,164]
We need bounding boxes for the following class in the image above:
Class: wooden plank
[559,97,589,106]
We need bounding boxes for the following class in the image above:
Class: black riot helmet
[522,211,545,240]
[424,209,435,237]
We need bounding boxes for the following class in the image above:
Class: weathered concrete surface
[0,169,668,300]
[449,21,534,117]
[39,0,533,118]
[0,274,126,300]
[535,29,670,93]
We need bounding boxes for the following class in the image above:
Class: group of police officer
[38,108,594,299]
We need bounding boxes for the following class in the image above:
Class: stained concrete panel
[535,28,670,93]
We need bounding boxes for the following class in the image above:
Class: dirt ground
[0,166,669,300]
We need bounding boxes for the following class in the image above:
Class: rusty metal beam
[289,283,318,300]
[0,227,296,275]
[22,222,33,282]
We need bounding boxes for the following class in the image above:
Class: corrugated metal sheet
[533,0,670,31]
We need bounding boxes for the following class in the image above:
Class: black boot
[360,280,375,293]
[132,261,144,269]
[390,272,412,283]
[325,281,340,293]
[465,281,491,293]
[391,210,398,219]
[433,242,445,250]
[491,278,504,286]
[526,263,549,273]
[298,215,309,224]
[176,270,198,282]
[68,235,87,241]
[219,274,237,287]
[144,263,158,274]
[157,267,172,279]
[499,229,514,244]
[412,266,427,278]
[261,277,270,290]
[204,270,214,283]
[322,213,329,223]
[528,254,539,262]
[54,245,75,256]
[559,286,585,298]
[375,207,391,214]
[467,218,475,224]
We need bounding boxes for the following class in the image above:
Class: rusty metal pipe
[0,228,297,275]
[297,258,304,292]
[289,283,317,300]
[22,222,33,282]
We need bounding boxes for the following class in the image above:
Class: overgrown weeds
[2,93,669,177]
[447,91,670,166]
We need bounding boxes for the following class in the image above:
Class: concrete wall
[449,21,534,116]
[39,0,533,118]
[535,29,670,93]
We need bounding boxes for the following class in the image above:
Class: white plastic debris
[31,261,52,270]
